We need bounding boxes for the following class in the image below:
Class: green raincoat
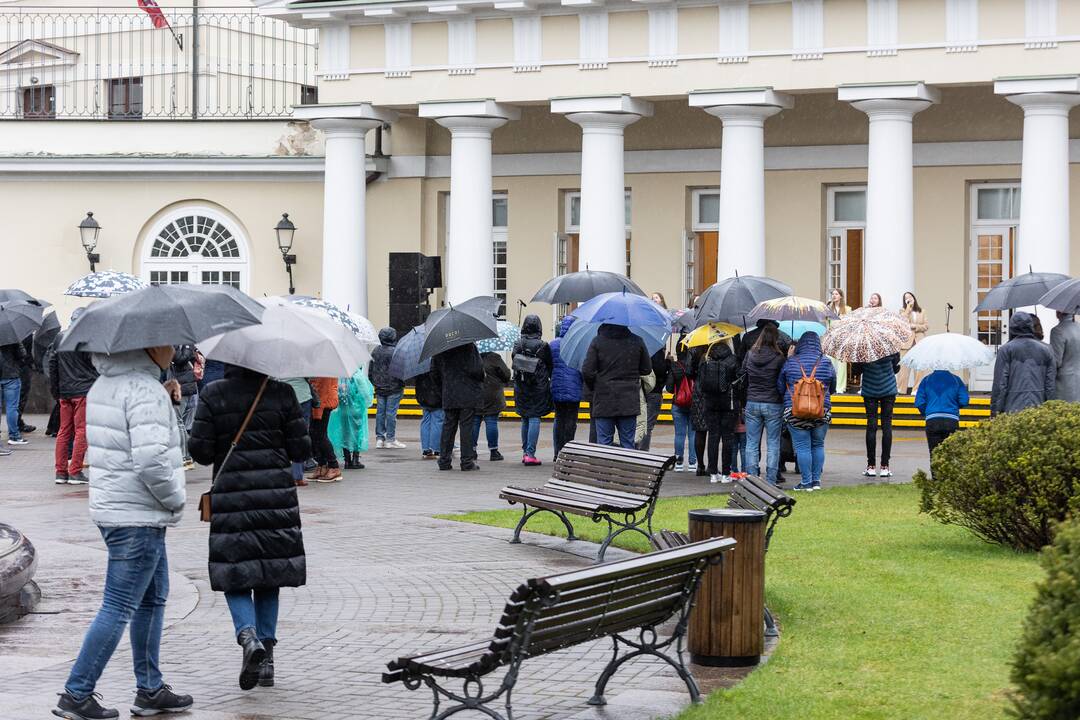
[328,367,374,453]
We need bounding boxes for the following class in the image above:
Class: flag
[137,0,170,30]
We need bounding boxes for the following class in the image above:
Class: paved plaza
[0,415,932,720]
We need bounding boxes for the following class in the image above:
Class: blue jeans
[519,416,540,456]
[731,432,746,473]
[291,400,312,481]
[595,416,636,449]
[224,588,279,642]
[473,414,500,450]
[65,527,169,699]
[420,406,445,452]
[787,422,829,486]
[671,405,696,465]
[745,401,784,484]
[1,378,21,441]
[375,391,403,441]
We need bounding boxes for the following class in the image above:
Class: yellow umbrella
[679,322,742,349]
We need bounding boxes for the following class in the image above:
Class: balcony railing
[0,7,318,120]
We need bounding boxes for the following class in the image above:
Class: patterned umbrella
[289,297,379,348]
[900,332,994,372]
[747,296,838,325]
[821,307,913,363]
[476,320,521,353]
[679,322,742,349]
[64,271,147,298]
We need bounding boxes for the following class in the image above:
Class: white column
[691,89,792,279]
[840,83,938,311]
[420,100,519,304]
[295,103,397,317]
[553,95,653,274]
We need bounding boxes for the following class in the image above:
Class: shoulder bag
[199,377,269,523]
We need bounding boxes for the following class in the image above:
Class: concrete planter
[0,524,39,624]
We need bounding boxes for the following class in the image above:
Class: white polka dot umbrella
[821,307,913,363]
[64,271,147,298]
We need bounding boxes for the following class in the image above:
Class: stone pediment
[0,38,78,67]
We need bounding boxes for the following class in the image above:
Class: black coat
[512,315,554,418]
[694,342,739,413]
[432,343,484,410]
[414,371,442,409]
[737,321,792,368]
[742,346,785,404]
[581,324,651,418]
[481,352,512,417]
[170,345,198,397]
[47,335,98,398]
[992,312,1057,415]
[647,349,669,397]
[368,328,405,396]
[0,342,27,380]
[189,367,311,593]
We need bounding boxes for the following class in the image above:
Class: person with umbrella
[432,343,485,471]
[742,324,787,486]
[512,315,553,466]
[1050,312,1080,402]
[0,300,42,450]
[0,337,28,451]
[550,315,583,458]
[369,327,407,450]
[48,307,98,484]
[850,351,901,479]
[581,323,652,449]
[991,312,1056,416]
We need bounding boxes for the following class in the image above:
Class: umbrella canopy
[787,320,828,341]
[199,297,370,378]
[669,308,696,333]
[821,307,913,363]
[32,310,62,368]
[573,291,671,329]
[557,320,669,371]
[59,284,263,353]
[476,320,521,353]
[420,296,499,362]
[531,270,645,304]
[679,322,742,349]
[693,275,793,327]
[900,332,994,372]
[0,289,48,307]
[288,296,379,348]
[64,271,147,298]
[748,296,838,325]
[0,301,44,345]
[389,326,430,380]
[973,271,1070,312]
[1037,277,1080,315]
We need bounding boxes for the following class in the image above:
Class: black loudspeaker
[389,302,430,336]
[389,252,442,304]
[421,255,442,290]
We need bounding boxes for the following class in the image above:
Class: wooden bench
[499,441,676,562]
[382,537,737,720]
[650,474,794,637]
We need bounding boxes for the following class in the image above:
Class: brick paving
[0,414,931,720]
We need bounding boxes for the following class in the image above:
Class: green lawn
[441,484,1042,720]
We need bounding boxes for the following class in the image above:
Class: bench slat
[545,479,657,504]
[559,441,674,468]
[519,485,649,511]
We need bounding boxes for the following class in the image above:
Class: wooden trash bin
[687,508,766,667]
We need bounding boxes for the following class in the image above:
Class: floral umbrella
[821,307,913,363]
[747,296,838,325]
[64,271,147,298]
[289,296,379,349]
[476,320,521,353]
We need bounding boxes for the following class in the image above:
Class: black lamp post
[275,213,297,295]
[79,212,101,272]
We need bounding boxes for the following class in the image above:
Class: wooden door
[568,233,580,273]
[845,228,863,308]
[696,231,718,295]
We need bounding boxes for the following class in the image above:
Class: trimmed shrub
[913,401,1080,552]
[1009,516,1080,719]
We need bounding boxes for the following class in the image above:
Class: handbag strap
[208,376,269,493]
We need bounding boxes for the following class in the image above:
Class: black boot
[258,639,276,687]
[237,628,266,691]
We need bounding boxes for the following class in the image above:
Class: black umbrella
[973,270,1070,313]
[1037,278,1080,314]
[0,301,44,345]
[531,270,645,304]
[693,274,793,327]
[32,310,62,369]
[419,295,499,362]
[59,284,264,354]
[0,289,48,307]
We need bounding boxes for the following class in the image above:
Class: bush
[1009,516,1080,719]
[914,401,1080,552]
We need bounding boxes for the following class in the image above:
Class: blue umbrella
[558,320,670,371]
[476,320,521,353]
[787,320,827,340]
[388,326,430,380]
[573,291,671,328]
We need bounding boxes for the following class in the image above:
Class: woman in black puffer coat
[512,315,553,465]
[189,364,310,692]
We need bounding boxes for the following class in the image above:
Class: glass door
[969,226,1016,390]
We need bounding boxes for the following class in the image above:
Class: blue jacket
[854,354,900,398]
[777,332,836,412]
[549,315,583,403]
[915,370,969,421]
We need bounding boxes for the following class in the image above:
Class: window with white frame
[825,187,867,307]
[141,206,249,292]
[558,190,631,316]
[493,194,508,318]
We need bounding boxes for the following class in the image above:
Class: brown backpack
[791,355,826,420]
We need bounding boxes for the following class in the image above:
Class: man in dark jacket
[550,315,583,458]
[48,309,98,484]
[368,327,407,449]
[512,315,553,465]
[638,348,670,451]
[17,335,35,435]
[415,371,444,459]
[432,343,485,471]
[0,339,29,450]
[992,311,1056,416]
[475,352,511,461]
[169,344,199,467]
[581,324,651,449]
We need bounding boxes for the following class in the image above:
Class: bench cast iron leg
[416,675,512,720]
[588,636,702,706]
[510,506,577,544]
[764,605,779,638]
[595,521,653,563]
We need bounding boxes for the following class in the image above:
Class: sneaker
[306,466,327,481]
[522,455,542,466]
[302,459,317,472]
[375,439,385,449]
[294,478,308,487]
[793,482,814,491]
[709,474,720,484]
[0,447,11,457]
[53,692,119,720]
[489,449,504,462]
[674,457,684,472]
[8,438,28,446]
[315,467,342,483]
[810,481,822,491]
[182,459,195,471]
[720,475,733,484]
[386,439,407,449]
[422,450,435,459]
[878,467,893,478]
[55,473,69,484]
[130,684,193,717]
[863,466,878,477]
[67,472,89,486]
[20,423,36,434]
[688,462,698,472]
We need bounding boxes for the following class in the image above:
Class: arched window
[140,206,249,292]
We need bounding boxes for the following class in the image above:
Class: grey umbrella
[1037,277,1080,314]
[973,270,1071,313]
[419,296,499,362]
[0,289,48,308]
[693,274,793,327]
[59,284,263,353]
[32,310,62,369]
[531,270,645,304]
[0,301,44,345]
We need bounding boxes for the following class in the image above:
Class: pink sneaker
[522,455,543,466]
